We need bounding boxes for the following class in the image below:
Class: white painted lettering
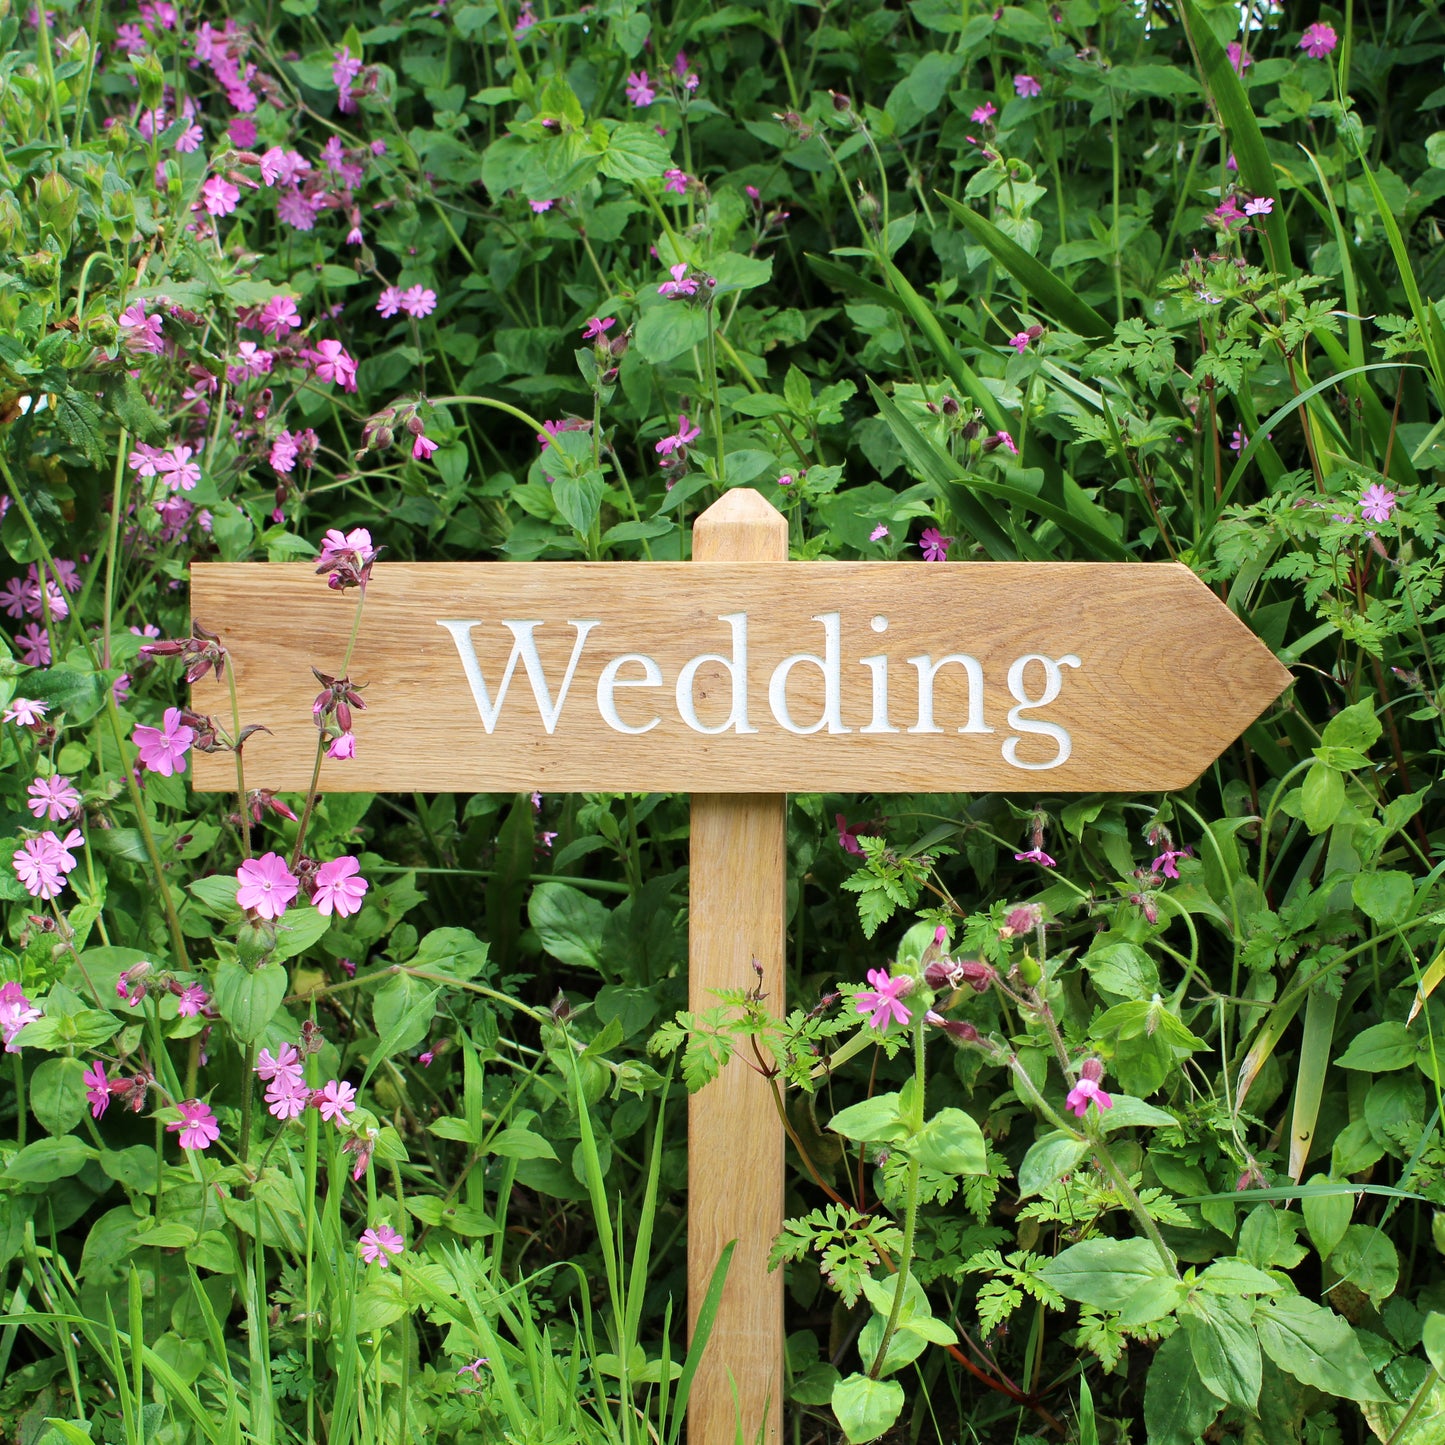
[769,612,851,735]
[860,618,898,735]
[597,653,662,734]
[676,612,757,734]
[1003,653,1081,769]
[907,654,993,735]
[438,618,598,735]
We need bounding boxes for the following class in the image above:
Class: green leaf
[187,874,241,919]
[1145,1329,1222,1445]
[3,1135,97,1183]
[598,122,672,182]
[1300,762,1345,835]
[412,927,489,981]
[211,958,288,1044]
[909,1107,986,1175]
[1183,1294,1261,1411]
[1017,1131,1090,1197]
[934,193,1112,338]
[488,1125,558,1161]
[1302,1179,1354,1260]
[28,1056,90,1135]
[1320,698,1383,754]
[26,665,107,724]
[831,1373,905,1444]
[371,972,438,1062]
[1254,1294,1389,1401]
[1423,1312,1445,1373]
[1038,1238,1174,1310]
[1335,1022,1416,1072]
[269,902,333,962]
[1352,872,1414,927]
[632,304,709,365]
[528,881,608,972]
[1329,1225,1398,1306]
[828,1092,906,1145]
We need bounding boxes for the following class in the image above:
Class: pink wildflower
[1065,1059,1114,1118]
[308,339,358,390]
[663,168,690,195]
[359,1223,404,1267]
[1244,196,1273,216]
[1008,331,1032,354]
[836,813,865,856]
[1360,484,1397,523]
[265,1074,309,1120]
[27,775,80,822]
[581,316,615,340]
[133,708,195,777]
[175,121,204,153]
[259,148,310,186]
[258,295,301,337]
[1014,74,1042,98]
[4,698,48,726]
[328,731,357,760]
[1299,22,1338,59]
[657,263,698,299]
[175,984,209,1017]
[970,101,996,124]
[412,432,438,461]
[316,1078,357,1123]
[376,286,403,318]
[277,187,321,231]
[235,851,300,920]
[1226,41,1252,73]
[1152,847,1191,879]
[313,856,368,917]
[16,625,50,667]
[158,444,202,491]
[530,199,554,213]
[84,1060,110,1117]
[919,527,952,562]
[855,968,912,1031]
[625,71,655,106]
[118,302,164,355]
[0,982,41,1052]
[655,414,701,456]
[869,524,889,541]
[401,285,437,318]
[1014,847,1056,867]
[13,838,64,899]
[200,175,240,216]
[255,1042,303,1085]
[167,1099,221,1149]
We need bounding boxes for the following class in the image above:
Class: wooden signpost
[190,489,1290,1444]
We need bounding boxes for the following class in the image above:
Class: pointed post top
[693,487,787,563]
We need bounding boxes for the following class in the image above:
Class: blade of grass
[1288,985,1339,1181]
[933,194,1113,339]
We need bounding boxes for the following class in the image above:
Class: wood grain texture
[189,555,1290,796]
[687,491,787,1445]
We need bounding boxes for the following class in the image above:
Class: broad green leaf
[1183,1294,1261,1411]
[1424,1311,1445,1373]
[212,958,288,1044]
[412,927,489,981]
[1320,698,1383,754]
[269,902,333,962]
[1335,1022,1416,1072]
[28,1056,90,1135]
[371,972,438,1061]
[1254,1294,1389,1401]
[1329,1225,1398,1305]
[831,1373,905,1444]
[528,881,608,972]
[909,1107,986,1175]
[1301,1178,1354,1259]
[1352,872,1414,927]
[632,304,709,365]
[3,1136,97,1183]
[1300,762,1344,835]
[1017,1131,1089,1196]
[1144,1328,1221,1445]
[828,1092,906,1145]
[598,122,671,182]
[1038,1237,1174,1310]
[488,1126,558,1161]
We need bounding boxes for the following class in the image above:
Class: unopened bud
[38,172,79,235]
[940,395,960,416]
[831,90,852,111]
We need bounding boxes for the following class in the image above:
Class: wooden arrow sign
[189,558,1289,795]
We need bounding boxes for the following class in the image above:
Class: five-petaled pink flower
[919,527,952,562]
[1152,847,1190,879]
[0,982,41,1052]
[855,968,912,1031]
[14,837,64,899]
[412,432,438,461]
[1226,41,1252,73]
[376,286,403,317]
[655,414,701,456]
[133,708,195,777]
[200,175,240,216]
[970,101,996,124]
[663,168,690,194]
[625,71,655,106]
[1014,74,1041,98]
[401,285,437,318]
[359,1223,404,1266]
[1360,484,1397,523]
[84,1060,110,1117]
[657,263,698,299]
[4,698,48,726]
[314,856,369,917]
[1066,1058,1114,1118]
[235,851,300,920]
[1014,847,1056,867]
[870,524,889,542]
[1008,331,1032,354]
[328,731,357,760]
[119,302,164,355]
[316,1078,358,1123]
[1299,22,1338,59]
[1244,196,1273,217]
[175,984,209,1017]
[256,1042,303,1085]
[836,813,865,856]
[167,1098,221,1150]
[581,316,615,340]
[27,774,80,822]
[259,295,301,337]
[309,339,358,391]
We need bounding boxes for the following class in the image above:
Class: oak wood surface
[687,489,786,1445]
[189,557,1290,795]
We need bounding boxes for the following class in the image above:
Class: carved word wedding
[190,560,1289,796]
